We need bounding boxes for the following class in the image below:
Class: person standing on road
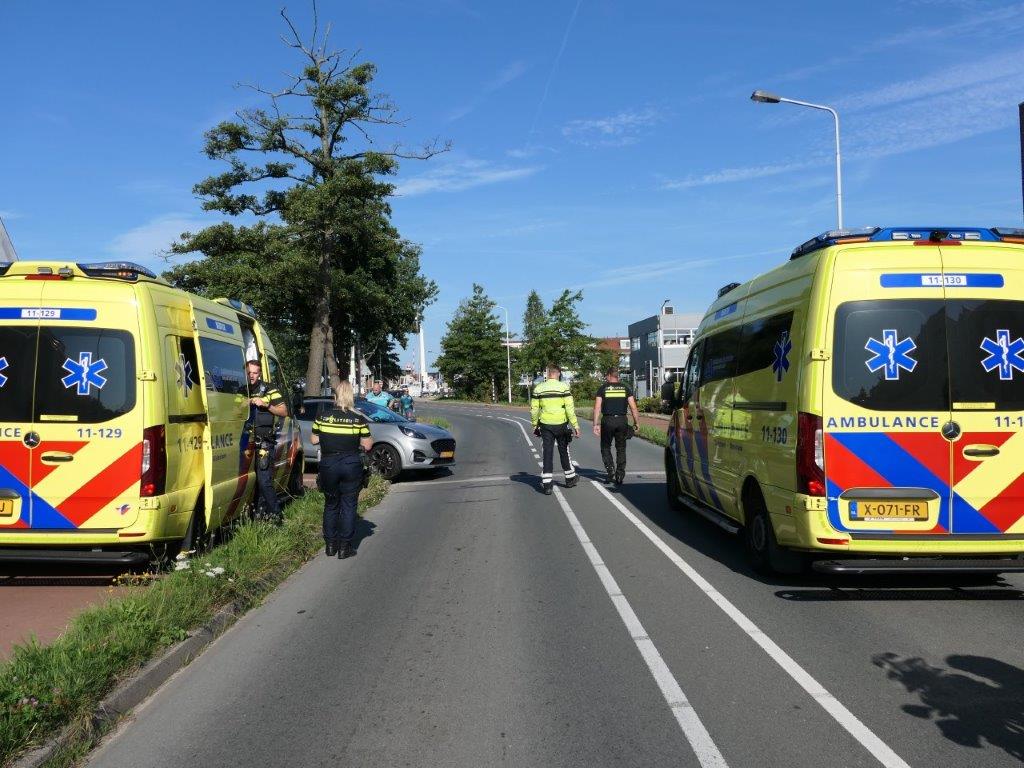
[593,367,641,486]
[367,381,393,409]
[400,389,415,419]
[531,364,580,495]
[247,361,289,524]
[311,380,373,559]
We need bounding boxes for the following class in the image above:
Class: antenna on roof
[0,216,18,262]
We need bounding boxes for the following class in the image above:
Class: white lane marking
[496,416,535,449]
[590,481,911,768]
[392,474,511,489]
[553,487,728,768]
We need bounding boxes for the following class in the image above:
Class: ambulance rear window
[0,327,38,423]
[34,328,136,423]
[832,300,949,412]
[947,299,1024,411]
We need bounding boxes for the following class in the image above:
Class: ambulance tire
[664,449,685,511]
[162,503,208,564]
[743,486,803,575]
[371,443,402,482]
[287,454,305,499]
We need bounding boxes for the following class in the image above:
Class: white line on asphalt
[553,487,728,768]
[496,416,535,450]
[589,481,911,768]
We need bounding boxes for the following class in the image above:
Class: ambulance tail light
[140,425,167,497]
[797,412,825,497]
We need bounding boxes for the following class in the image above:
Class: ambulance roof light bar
[77,261,158,281]
[790,227,880,260]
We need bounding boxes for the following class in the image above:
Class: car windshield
[357,398,408,423]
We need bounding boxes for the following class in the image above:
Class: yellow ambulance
[0,260,303,565]
[663,227,1024,575]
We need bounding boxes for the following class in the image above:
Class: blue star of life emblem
[175,353,194,397]
[0,357,9,389]
[61,352,108,395]
[865,329,917,381]
[772,331,792,382]
[980,329,1024,381]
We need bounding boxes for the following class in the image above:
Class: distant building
[627,305,699,398]
[597,336,630,373]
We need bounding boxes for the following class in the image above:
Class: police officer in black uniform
[592,367,641,486]
[311,381,373,559]
[246,360,288,523]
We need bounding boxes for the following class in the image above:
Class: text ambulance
[0,261,302,564]
[663,227,1024,575]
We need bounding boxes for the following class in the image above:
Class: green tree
[436,285,506,400]
[518,290,547,381]
[520,289,598,377]
[176,6,444,391]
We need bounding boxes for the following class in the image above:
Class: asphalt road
[88,402,1024,768]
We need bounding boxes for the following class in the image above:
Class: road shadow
[352,517,377,552]
[610,480,1024,597]
[875,652,1024,761]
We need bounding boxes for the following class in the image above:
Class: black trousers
[540,423,575,486]
[255,441,281,520]
[319,453,363,543]
[600,416,629,474]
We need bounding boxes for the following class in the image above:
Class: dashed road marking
[554,486,728,768]
[590,480,911,768]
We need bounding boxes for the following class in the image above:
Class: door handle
[41,451,74,464]
[695,414,705,421]
[962,444,1000,459]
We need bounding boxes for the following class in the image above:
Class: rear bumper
[812,556,1024,575]
[0,548,151,566]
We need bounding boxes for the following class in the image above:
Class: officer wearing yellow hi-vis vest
[531,364,580,495]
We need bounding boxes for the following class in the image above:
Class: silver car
[296,396,456,481]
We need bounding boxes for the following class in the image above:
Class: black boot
[338,541,356,559]
[542,484,553,495]
[614,469,625,486]
[325,539,338,557]
[565,475,578,488]
[604,469,614,485]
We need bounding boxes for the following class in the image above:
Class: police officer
[592,367,641,486]
[311,381,373,558]
[530,364,580,495]
[246,360,288,523]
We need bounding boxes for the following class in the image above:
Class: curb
[11,602,240,768]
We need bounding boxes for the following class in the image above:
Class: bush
[570,376,602,403]
[637,396,661,413]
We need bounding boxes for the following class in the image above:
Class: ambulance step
[812,557,1024,575]
[676,495,741,535]
[0,548,150,566]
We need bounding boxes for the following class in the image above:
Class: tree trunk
[305,289,330,396]
[324,322,341,390]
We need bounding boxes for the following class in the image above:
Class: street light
[657,298,670,394]
[750,89,844,229]
[495,305,513,404]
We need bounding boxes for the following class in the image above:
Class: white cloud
[575,249,784,290]
[561,107,662,147]
[107,213,214,267]
[395,159,542,196]
[0,210,24,220]
[661,162,812,190]
[506,144,556,159]
[485,60,529,92]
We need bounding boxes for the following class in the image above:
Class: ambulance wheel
[743,486,803,575]
[162,505,208,564]
[664,449,685,511]
[371,444,402,481]
[287,455,305,499]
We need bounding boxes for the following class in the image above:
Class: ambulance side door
[677,341,706,505]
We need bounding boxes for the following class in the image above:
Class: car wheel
[287,454,305,499]
[743,486,803,575]
[664,449,685,511]
[371,443,402,481]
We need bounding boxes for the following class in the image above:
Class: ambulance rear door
[939,242,1024,535]
[29,280,143,531]
[822,244,952,537]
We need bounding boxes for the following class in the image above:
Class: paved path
[88,403,1024,767]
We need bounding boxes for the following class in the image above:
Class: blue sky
[4,0,1024,370]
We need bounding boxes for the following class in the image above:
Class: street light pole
[657,298,670,395]
[495,305,512,404]
[751,90,844,230]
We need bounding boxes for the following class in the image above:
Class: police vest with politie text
[251,379,285,442]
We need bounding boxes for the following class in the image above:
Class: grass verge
[576,409,669,448]
[0,474,389,766]
[420,416,452,431]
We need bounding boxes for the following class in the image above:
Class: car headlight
[399,425,427,440]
